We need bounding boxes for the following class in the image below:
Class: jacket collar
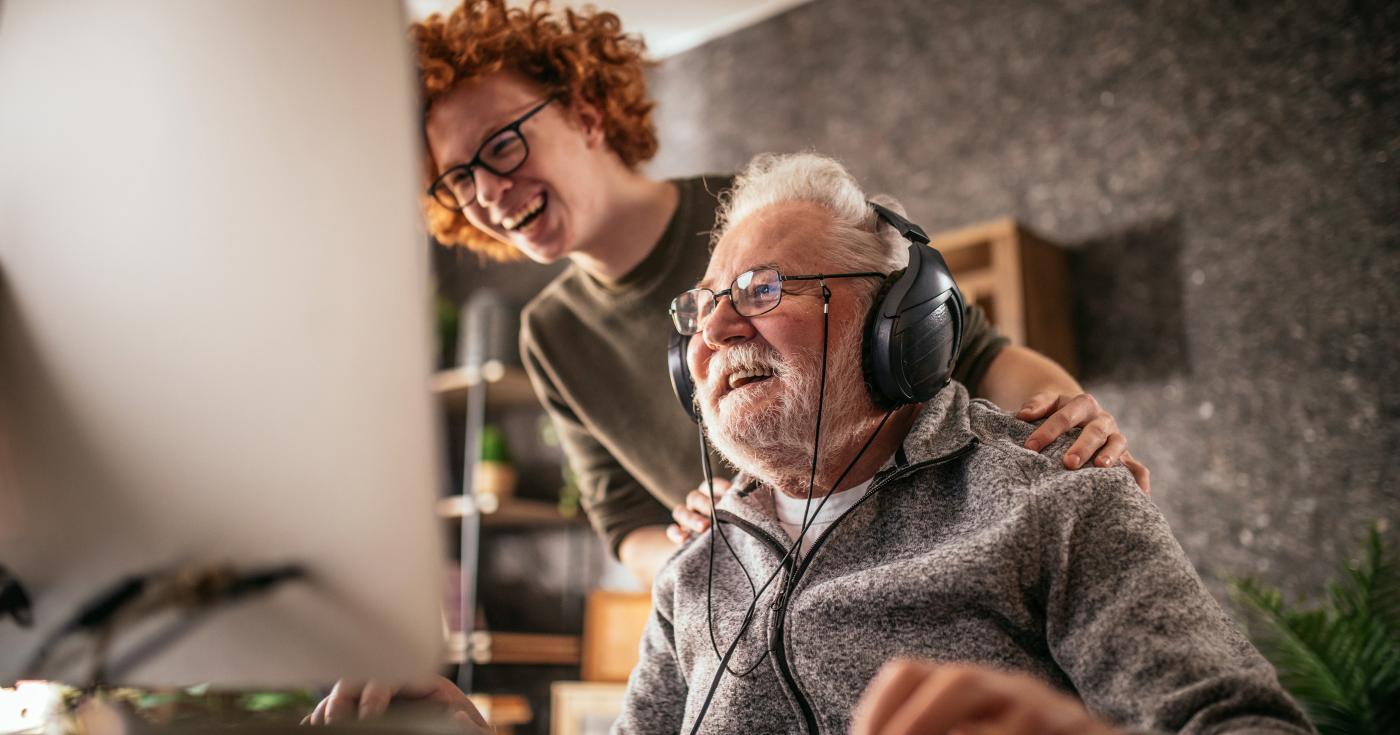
[896,381,978,467]
[714,382,977,537]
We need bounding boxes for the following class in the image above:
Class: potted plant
[1230,522,1399,734]
[473,424,516,513]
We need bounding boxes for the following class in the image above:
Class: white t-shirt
[773,479,872,556]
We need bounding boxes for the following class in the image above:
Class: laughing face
[689,202,883,490]
[424,72,613,264]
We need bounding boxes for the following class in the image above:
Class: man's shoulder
[961,398,1144,511]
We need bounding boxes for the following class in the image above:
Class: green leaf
[1230,521,1400,735]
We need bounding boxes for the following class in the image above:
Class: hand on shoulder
[1018,391,1151,494]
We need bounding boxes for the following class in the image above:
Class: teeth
[502,193,545,231]
[727,368,773,389]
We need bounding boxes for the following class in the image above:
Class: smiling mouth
[502,192,547,232]
[726,370,774,394]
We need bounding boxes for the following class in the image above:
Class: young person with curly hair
[409,0,1150,587]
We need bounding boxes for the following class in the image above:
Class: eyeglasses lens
[433,129,529,209]
[735,269,782,316]
[671,290,714,335]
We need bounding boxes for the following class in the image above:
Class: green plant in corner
[1230,522,1400,735]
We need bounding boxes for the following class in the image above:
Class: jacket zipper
[716,438,978,734]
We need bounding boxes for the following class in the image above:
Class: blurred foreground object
[0,0,443,686]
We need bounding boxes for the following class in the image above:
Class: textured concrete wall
[645,0,1399,600]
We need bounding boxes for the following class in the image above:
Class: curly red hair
[411,0,658,261]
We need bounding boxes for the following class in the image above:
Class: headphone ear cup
[862,270,905,410]
[863,243,966,408]
[668,330,700,423]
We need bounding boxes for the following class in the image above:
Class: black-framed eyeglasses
[426,96,556,210]
[669,267,884,336]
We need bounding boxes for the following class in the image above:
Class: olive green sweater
[519,176,1008,556]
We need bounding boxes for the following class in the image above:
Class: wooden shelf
[436,495,580,527]
[930,218,1078,377]
[466,693,532,728]
[446,631,582,665]
[431,364,538,409]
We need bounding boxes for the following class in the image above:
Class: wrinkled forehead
[701,202,837,289]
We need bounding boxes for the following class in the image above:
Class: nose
[700,295,755,351]
[473,167,512,208]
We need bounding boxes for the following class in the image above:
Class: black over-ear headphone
[668,202,964,422]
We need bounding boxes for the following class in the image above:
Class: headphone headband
[868,201,929,245]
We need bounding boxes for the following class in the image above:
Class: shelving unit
[435,494,578,526]
[431,364,539,409]
[432,361,583,735]
[931,218,1079,376]
[467,694,532,735]
[446,631,582,666]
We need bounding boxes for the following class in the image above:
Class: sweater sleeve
[950,301,1009,392]
[519,317,673,559]
[614,582,688,734]
[1032,472,1315,734]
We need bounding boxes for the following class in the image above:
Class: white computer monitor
[0,0,445,687]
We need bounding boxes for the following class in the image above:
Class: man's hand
[852,660,1119,735]
[665,477,732,544]
[1018,391,1151,494]
[301,676,491,733]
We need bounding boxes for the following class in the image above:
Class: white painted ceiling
[404,0,814,59]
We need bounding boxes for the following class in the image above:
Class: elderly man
[614,152,1311,734]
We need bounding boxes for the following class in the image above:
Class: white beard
[697,317,879,494]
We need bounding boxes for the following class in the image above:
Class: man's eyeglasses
[669,267,884,336]
[427,96,555,211]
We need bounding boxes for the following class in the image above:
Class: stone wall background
[640,0,1399,601]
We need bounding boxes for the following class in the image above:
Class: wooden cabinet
[580,591,651,683]
[550,682,627,735]
[931,219,1079,377]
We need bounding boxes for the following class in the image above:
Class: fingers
[1122,451,1151,495]
[453,709,493,734]
[450,695,491,730]
[1024,394,1099,452]
[358,681,397,721]
[1015,391,1060,422]
[671,504,710,535]
[854,661,1115,735]
[852,659,936,735]
[420,676,483,718]
[1089,433,1127,469]
[666,477,738,545]
[1064,415,1119,470]
[878,665,1007,735]
[1020,393,1148,496]
[305,677,481,729]
[685,489,714,518]
[304,696,329,725]
[323,680,365,725]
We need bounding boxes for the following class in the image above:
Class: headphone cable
[689,282,896,732]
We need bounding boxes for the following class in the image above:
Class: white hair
[712,152,910,277]
[701,152,917,494]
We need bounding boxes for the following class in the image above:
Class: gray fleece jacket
[614,382,1312,734]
